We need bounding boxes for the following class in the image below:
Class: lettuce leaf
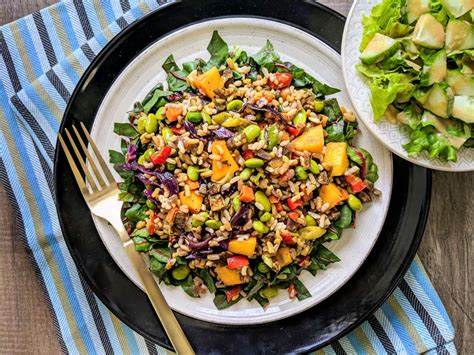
[357,64,414,120]
[360,0,406,51]
[403,126,458,161]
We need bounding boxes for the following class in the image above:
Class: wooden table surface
[0,1,472,354]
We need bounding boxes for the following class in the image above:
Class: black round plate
[54,0,431,353]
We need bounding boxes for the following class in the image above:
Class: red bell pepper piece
[150,146,172,166]
[281,233,296,245]
[225,287,241,302]
[227,255,249,269]
[287,126,301,136]
[287,198,302,210]
[269,72,292,89]
[242,150,255,160]
[170,126,184,135]
[345,174,366,193]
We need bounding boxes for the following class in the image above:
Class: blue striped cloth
[0,0,456,353]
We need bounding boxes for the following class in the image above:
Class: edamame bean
[212,112,232,124]
[205,220,223,230]
[313,100,325,112]
[239,168,253,181]
[172,265,190,280]
[310,159,320,174]
[137,155,146,165]
[293,110,307,127]
[232,196,240,212]
[187,166,199,181]
[262,254,273,268]
[304,214,317,226]
[257,262,271,273]
[252,220,269,234]
[255,191,271,212]
[266,124,279,150]
[146,199,156,210]
[226,99,244,111]
[259,212,272,222]
[243,124,261,143]
[192,212,209,227]
[185,111,202,124]
[348,194,363,211]
[145,113,158,133]
[166,162,176,171]
[156,106,166,120]
[259,287,278,299]
[295,166,309,180]
[244,158,264,168]
[222,117,248,127]
[137,115,147,134]
[162,127,174,144]
[202,112,212,124]
[143,148,156,161]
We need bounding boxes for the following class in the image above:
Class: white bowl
[90,17,392,324]
[342,0,474,172]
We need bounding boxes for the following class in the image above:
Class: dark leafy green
[124,203,148,222]
[113,123,138,138]
[250,40,280,67]
[213,293,242,310]
[205,30,229,69]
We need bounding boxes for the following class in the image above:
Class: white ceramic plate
[342,0,474,172]
[90,18,392,325]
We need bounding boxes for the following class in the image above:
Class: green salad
[357,0,473,161]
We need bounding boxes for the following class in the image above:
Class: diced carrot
[165,105,182,122]
[281,112,290,121]
[186,179,200,190]
[264,92,273,102]
[281,132,290,141]
[171,126,184,135]
[288,211,300,221]
[287,198,302,210]
[166,206,178,224]
[226,287,242,302]
[239,186,255,202]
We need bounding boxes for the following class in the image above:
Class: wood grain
[0,1,471,354]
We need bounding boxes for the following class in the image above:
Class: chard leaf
[113,123,138,137]
[150,247,171,263]
[292,279,311,301]
[143,89,172,114]
[109,150,125,164]
[206,30,229,68]
[251,40,280,66]
[199,269,216,293]
[162,54,189,91]
[213,292,242,310]
[124,203,148,222]
[149,256,167,279]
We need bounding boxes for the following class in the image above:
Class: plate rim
[341,0,474,173]
[54,0,432,352]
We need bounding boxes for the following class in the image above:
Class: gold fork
[58,122,194,355]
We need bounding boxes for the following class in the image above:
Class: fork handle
[120,235,195,355]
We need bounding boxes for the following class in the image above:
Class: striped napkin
[0,0,456,353]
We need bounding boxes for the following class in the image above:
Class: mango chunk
[194,66,224,98]
[228,237,257,257]
[211,140,239,182]
[323,142,349,176]
[289,125,324,153]
[276,247,293,267]
[179,191,203,213]
[319,183,349,209]
[215,266,242,286]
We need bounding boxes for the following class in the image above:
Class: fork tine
[72,125,107,188]
[79,122,116,184]
[58,133,87,192]
[64,127,99,192]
